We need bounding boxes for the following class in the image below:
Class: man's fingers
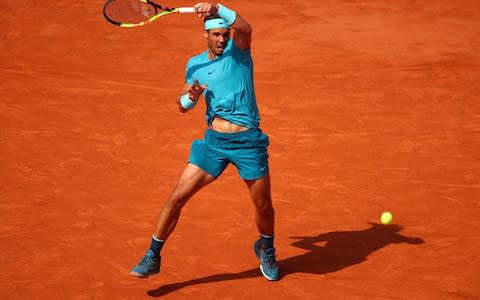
[195,3,205,16]
[186,80,206,102]
[195,2,216,16]
[192,80,207,91]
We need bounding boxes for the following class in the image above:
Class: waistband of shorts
[206,127,258,138]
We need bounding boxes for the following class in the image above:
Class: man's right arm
[224,6,252,50]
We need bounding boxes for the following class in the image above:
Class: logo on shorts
[208,69,216,75]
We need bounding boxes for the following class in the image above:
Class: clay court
[1,0,479,299]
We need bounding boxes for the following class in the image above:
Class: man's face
[205,28,230,57]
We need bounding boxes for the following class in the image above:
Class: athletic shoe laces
[263,248,277,267]
[139,252,157,268]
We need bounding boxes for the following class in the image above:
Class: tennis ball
[381,211,393,224]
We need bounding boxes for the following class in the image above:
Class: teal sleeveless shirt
[185,40,260,128]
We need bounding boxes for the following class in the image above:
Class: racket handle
[178,7,196,13]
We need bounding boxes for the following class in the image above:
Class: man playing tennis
[130,2,279,281]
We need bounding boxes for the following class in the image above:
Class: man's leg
[244,174,279,281]
[154,163,216,240]
[245,174,275,237]
[130,163,216,277]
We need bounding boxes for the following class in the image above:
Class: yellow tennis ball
[381,211,393,224]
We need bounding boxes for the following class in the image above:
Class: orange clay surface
[1,0,479,299]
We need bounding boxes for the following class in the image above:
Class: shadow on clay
[147,222,424,297]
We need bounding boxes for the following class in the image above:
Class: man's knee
[165,192,189,213]
[254,198,274,215]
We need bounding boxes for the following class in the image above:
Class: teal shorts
[188,128,270,180]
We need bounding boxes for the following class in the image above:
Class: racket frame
[103,0,196,28]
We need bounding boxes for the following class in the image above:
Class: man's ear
[203,31,208,39]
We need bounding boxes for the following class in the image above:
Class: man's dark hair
[204,13,221,23]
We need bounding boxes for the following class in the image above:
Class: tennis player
[130,2,279,281]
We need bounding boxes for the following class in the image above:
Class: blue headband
[204,18,230,31]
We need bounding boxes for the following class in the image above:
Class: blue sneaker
[130,249,161,278]
[253,239,279,281]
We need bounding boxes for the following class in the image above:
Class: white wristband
[180,93,197,110]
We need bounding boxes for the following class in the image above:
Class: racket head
[103,0,178,27]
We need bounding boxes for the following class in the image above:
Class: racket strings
[104,0,159,24]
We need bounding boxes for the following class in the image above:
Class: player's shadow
[147,223,424,297]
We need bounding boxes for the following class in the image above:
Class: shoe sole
[259,264,279,281]
[130,267,160,278]
[130,271,159,278]
[130,271,149,278]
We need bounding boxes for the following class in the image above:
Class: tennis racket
[103,0,197,28]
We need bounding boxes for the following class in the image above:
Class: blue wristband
[217,4,237,26]
[180,94,197,110]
